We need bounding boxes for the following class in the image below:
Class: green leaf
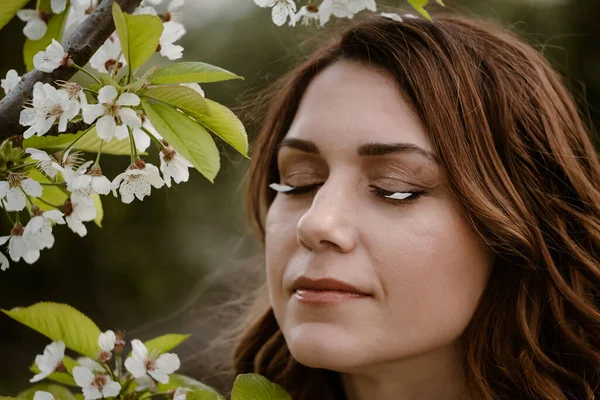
[27,167,69,211]
[0,0,29,31]
[231,374,292,400]
[2,302,102,359]
[17,383,76,400]
[112,2,163,74]
[93,194,103,228]
[149,62,243,85]
[436,0,445,5]
[144,333,190,354]
[23,127,141,155]
[407,0,432,21]
[158,375,225,399]
[23,8,69,71]
[1,397,18,400]
[143,101,220,183]
[193,99,249,158]
[125,65,159,92]
[140,85,209,117]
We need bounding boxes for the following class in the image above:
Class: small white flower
[64,192,97,237]
[20,82,81,138]
[163,0,185,24]
[380,12,403,22]
[82,85,141,142]
[0,224,41,264]
[98,330,116,352]
[131,116,161,152]
[318,0,375,26]
[0,250,9,271]
[124,339,180,384]
[73,366,121,399]
[159,146,193,188]
[63,161,113,196]
[173,387,192,400]
[16,10,48,40]
[51,0,67,13]
[141,0,164,5]
[132,6,157,15]
[292,5,320,27]
[23,209,65,251]
[89,34,127,74]
[26,148,63,180]
[1,69,21,95]
[255,0,296,26]
[111,162,165,204]
[159,21,186,60]
[0,173,43,211]
[30,340,65,382]
[33,391,55,400]
[33,39,68,73]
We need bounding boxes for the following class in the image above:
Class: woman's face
[265,60,494,373]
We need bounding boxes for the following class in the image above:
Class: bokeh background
[1,0,599,395]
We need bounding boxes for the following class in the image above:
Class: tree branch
[0,0,142,141]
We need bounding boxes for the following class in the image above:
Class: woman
[231,12,600,400]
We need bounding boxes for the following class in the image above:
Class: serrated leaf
[23,8,69,71]
[231,374,292,400]
[143,101,220,183]
[193,99,248,158]
[140,85,209,117]
[157,374,221,394]
[2,302,102,359]
[18,384,76,400]
[149,62,243,85]
[23,127,140,156]
[29,356,78,386]
[27,166,69,211]
[0,0,30,31]
[93,194,103,228]
[112,2,163,75]
[407,0,432,21]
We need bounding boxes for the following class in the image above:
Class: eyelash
[271,183,426,203]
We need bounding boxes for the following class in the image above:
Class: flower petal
[98,330,116,351]
[102,381,122,397]
[33,391,55,400]
[116,93,140,106]
[96,115,117,141]
[24,18,47,40]
[73,365,95,386]
[21,178,43,197]
[98,85,118,104]
[155,353,180,375]
[118,108,141,128]
[5,187,26,211]
[51,0,67,13]
[124,357,147,379]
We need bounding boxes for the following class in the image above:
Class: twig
[0,0,142,140]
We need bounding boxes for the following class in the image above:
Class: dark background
[1,0,599,395]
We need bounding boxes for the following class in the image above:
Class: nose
[296,178,357,253]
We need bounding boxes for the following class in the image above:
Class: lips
[291,276,371,296]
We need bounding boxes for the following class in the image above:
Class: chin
[284,322,368,371]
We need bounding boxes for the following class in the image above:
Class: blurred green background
[1,0,599,395]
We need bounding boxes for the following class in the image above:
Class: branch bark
[0,0,142,140]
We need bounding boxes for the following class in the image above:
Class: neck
[340,340,471,400]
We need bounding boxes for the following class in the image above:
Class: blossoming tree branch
[0,0,442,399]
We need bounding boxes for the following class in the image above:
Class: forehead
[283,60,432,155]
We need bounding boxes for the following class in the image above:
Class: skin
[264,60,494,400]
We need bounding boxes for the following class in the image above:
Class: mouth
[290,276,372,305]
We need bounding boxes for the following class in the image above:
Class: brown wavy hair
[230,13,600,400]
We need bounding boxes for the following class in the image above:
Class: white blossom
[173,387,192,400]
[133,6,157,15]
[26,148,62,180]
[159,146,192,188]
[0,250,8,271]
[33,391,55,400]
[0,173,43,211]
[380,12,403,22]
[1,70,21,95]
[63,0,98,38]
[98,330,116,352]
[23,209,65,251]
[89,34,127,74]
[73,366,121,399]
[16,10,48,40]
[0,224,41,264]
[131,115,162,152]
[63,161,113,196]
[292,5,319,27]
[255,0,296,26]
[159,21,186,60]
[33,39,68,73]
[124,339,180,384]
[163,0,185,24]
[30,340,65,383]
[141,0,164,5]
[20,82,81,138]
[318,0,376,26]
[82,85,141,142]
[64,192,97,237]
[51,0,67,13]
[112,162,165,204]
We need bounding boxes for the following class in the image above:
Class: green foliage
[17,383,76,400]
[23,7,69,71]
[1,302,102,359]
[407,0,445,21]
[112,2,163,77]
[148,62,244,85]
[143,333,190,354]
[158,374,222,394]
[193,99,249,158]
[143,101,220,183]
[139,85,209,117]
[231,374,292,400]
[92,194,103,228]
[0,140,25,174]
[23,127,141,156]
[0,0,29,31]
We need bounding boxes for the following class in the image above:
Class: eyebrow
[276,138,439,164]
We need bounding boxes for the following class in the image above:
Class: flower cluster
[253,0,442,27]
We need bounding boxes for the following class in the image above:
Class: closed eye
[268,183,426,203]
